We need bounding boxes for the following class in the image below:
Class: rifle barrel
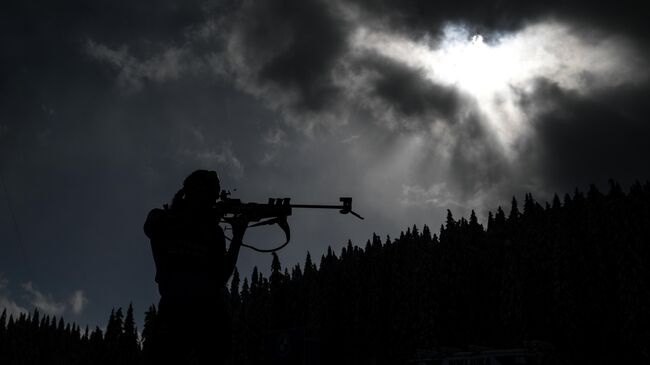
[290,204,343,209]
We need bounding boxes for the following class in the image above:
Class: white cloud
[0,296,27,318]
[22,282,66,317]
[69,290,88,315]
[85,39,197,93]
[401,183,459,208]
[0,276,89,318]
[0,275,28,318]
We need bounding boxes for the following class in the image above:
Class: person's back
[144,170,246,364]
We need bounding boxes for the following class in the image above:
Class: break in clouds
[87,0,650,216]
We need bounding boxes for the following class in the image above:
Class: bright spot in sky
[350,22,644,154]
[431,31,521,98]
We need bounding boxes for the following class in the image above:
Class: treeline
[0,304,139,365]
[222,180,650,364]
[2,181,650,364]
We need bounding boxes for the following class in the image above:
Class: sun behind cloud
[351,21,646,155]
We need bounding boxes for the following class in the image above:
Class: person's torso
[147,207,227,297]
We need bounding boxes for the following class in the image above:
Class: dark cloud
[360,55,462,120]
[349,0,649,47]
[522,79,650,193]
[228,0,349,112]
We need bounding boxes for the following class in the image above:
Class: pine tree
[141,304,157,353]
[291,264,302,280]
[445,209,456,230]
[251,266,260,292]
[104,307,123,359]
[587,184,603,202]
[608,179,623,198]
[495,206,506,227]
[469,210,480,229]
[487,211,495,232]
[121,303,140,364]
[57,317,65,332]
[411,224,419,238]
[0,308,6,346]
[0,308,6,333]
[304,252,316,275]
[40,314,49,330]
[552,194,562,210]
[508,196,520,223]
[270,252,283,291]
[241,278,250,301]
[89,326,104,362]
[523,193,536,216]
[31,308,40,331]
[422,225,432,242]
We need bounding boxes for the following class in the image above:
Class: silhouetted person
[144,170,246,364]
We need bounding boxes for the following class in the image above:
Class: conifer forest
[1,181,649,364]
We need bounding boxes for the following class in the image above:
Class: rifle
[216,190,364,252]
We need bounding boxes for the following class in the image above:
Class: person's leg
[157,297,194,364]
[193,298,232,364]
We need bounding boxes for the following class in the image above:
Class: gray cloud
[358,55,463,122]
[91,1,647,215]
[520,80,650,192]
[0,275,28,318]
[225,0,349,113]
[207,4,649,213]
[22,282,67,317]
[0,275,89,318]
[86,40,193,93]
[6,0,650,232]
[69,290,89,315]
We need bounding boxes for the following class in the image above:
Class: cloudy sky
[1,0,649,329]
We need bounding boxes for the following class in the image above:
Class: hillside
[2,180,649,364]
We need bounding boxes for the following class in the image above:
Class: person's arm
[222,217,246,283]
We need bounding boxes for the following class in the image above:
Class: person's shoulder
[144,207,170,237]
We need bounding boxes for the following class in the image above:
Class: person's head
[182,170,220,208]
